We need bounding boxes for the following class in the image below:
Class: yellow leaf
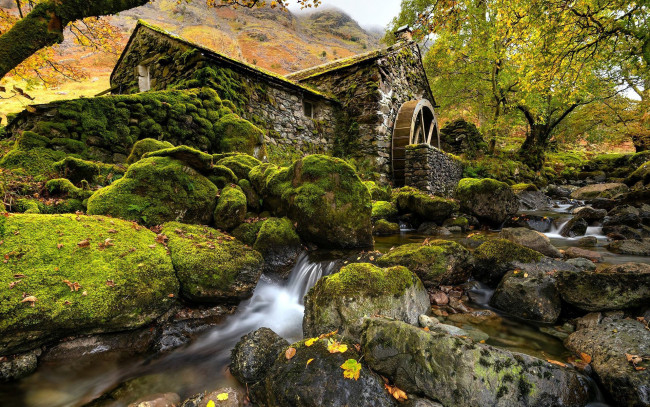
[207,401,215,407]
[305,337,318,347]
[306,358,314,366]
[216,393,229,401]
[340,359,361,380]
[327,339,348,354]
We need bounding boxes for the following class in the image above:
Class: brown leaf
[354,343,361,352]
[580,352,592,364]
[8,281,20,289]
[155,234,168,244]
[13,274,26,279]
[77,239,90,248]
[285,347,296,360]
[547,359,567,367]
[635,366,646,371]
[107,229,118,233]
[63,279,81,292]
[57,243,64,249]
[384,384,408,401]
[21,296,37,306]
[168,293,175,298]
[105,280,115,287]
[148,244,157,249]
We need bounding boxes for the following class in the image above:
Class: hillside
[1,2,382,120]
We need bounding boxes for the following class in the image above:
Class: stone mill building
[7,20,462,192]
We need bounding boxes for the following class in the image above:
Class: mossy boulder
[371,201,398,220]
[215,114,267,160]
[455,178,519,226]
[230,327,289,385]
[162,222,263,303]
[471,239,543,286]
[253,217,302,275]
[214,185,247,231]
[392,186,459,223]
[254,155,373,249]
[215,153,262,180]
[303,263,428,342]
[362,318,592,407]
[625,161,650,186]
[45,178,93,201]
[126,138,174,164]
[144,145,215,172]
[373,219,400,236]
[363,181,391,201]
[52,157,101,184]
[376,240,471,287]
[87,156,218,226]
[0,214,178,356]
[570,183,629,200]
[231,219,265,246]
[499,227,561,258]
[0,147,65,178]
[208,165,239,189]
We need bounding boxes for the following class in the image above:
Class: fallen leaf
[57,243,64,249]
[216,392,229,401]
[625,353,643,365]
[77,239,90,248]
[13,274,25,279]
[82,290,88,296]
[63,279,81,292]
[168,293,175,298]
[107,229,118,233]
[21,296,37,306]
[206,400,215,407]
[285,347,296,360]
[635,366,646,371]
[341,359,361,380]
[547,359,567,367]
[148,244,157,249]
[580,352,592,364]
[305,337,318,347]
[423,326,430,331]
[306,358,314,366]
[523,273,529,278]
[106,280,115,287]
[8,281,20,289]
[385,383,408,401]
[327,339,348,354]
[354,343,361,352]
[319,330,338,339]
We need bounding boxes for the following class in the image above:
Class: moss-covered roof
[285,42,410,82]
[111,20,335,101]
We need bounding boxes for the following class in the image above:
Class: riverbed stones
[303,263,428,341]
[361,317,592,407]
[559,217,588,237]
[572,206,607,223]
[556,262,650,311]
[162,222,263,304]
[230,327,289,384]
[0,214,178,356]
[570,183,630,200]
[376,240,471,286]
[471,239,543,286]
[499,227,561,258]
[565,315,650,406]
[563,247,603,262]
[455,178,519,226]
[0,349,40,381]
[253,217,302,275]
[606,238,650,256]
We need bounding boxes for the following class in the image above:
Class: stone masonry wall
[296,42,434,183]
[111,24,337,156]
[405,144,464,197]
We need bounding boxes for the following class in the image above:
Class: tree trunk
[0,0,150,79]
[519,123,551,171]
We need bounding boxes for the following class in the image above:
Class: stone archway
[391,99,440,186]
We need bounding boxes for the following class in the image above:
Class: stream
[1,201,645,406]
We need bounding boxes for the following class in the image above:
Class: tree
[390,0,642,169]
[0,0,321,81]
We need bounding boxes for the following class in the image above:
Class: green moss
[87,156,218,226]
[209,165,239,189]
[392,186,459,222]
[231,219,265,246]
[53,157,101,184]
[511,183,538,192]
[373,219,400,235]
[45,178,93,201]
[474,238,542,265]
[456,178,506,196]
[311,263,417,298]
[364,181,391,201]
[15,131,50,150]
[371,201,398,220]
[15,199,40,214]
[215,153,262,180]
[214,185,247,231]
[144,145,215,172]
[215,114,267,160]
[253,217,300,254]
[162,222,263,303]
[0,147,66,178]
[0,214,177,354]
[126,138,174,164]
[626,161,650,186]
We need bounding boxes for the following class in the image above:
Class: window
[303,100,314,119]
[137,64,150,92]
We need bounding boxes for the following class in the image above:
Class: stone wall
[405,144,463,197]
[111,23,337,158]
[295,42,434,182]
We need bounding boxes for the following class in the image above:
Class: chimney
[395,25,413,42]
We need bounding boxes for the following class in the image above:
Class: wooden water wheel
[391,99,439,186]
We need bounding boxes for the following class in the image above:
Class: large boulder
[213,185,247,231]
[362,318,592,407]
[376,240,472,287]
[499,227,561,258]
[559,217,588,238]
[565,315,650,406]
[303,263,428,342]
[556,262,650,311]
[392,186,459,223]
[252,155,373,249]
[606,238,650,256]
[0,214,178,355]
[215,113,267,160]
[570,183,629,200]
[471,239,543,286]
[625,161,650,186]
[230,327,289,385]
[162,222,263,303]
[214,153,262,180]
[455,178,519,226]
[242,334,396,407]
[126,138,174,164]
[87,156,218,226]
[490,259,577,324]
[253,217,303,275]
[371,200,398,221]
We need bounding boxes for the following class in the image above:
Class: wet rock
[606,238,650,256]
[564,247,603,263]
[556,262,650,311]
[0,348,40,382]
[565,315,650,406]
[455,178,519,226]
[546,184,576,199]
[42,328,154,362]
[603,224,644,240]
[430,291,449,305]
[565,257,597,272]
[230,327,289,384]
[572,206,607,223]
[403,397,444,407]
[303,263,428,342]
[559,217,588,237]
[362,317,592,407]
[249,335,396,407]
[576,236,598,247]
[417,222,451,236]
[516,190,553,211]
[603,205,641,227]
[214,185,247,231]
[499,227,561,258]
[376,240,471,287]
[570,183,629,200]
[130,392,180,407]
[181,388,244,407]
[471,239,543,286]
[393,186,459,223]
[253,217,303,275]
[502,214,554,233]
[374,219,400,235]
[419,315,489,342]
[490,259,576,324]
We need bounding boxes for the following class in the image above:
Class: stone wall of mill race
[296,41,435,183]
[110,24,337,156]
[405,144,464,197]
